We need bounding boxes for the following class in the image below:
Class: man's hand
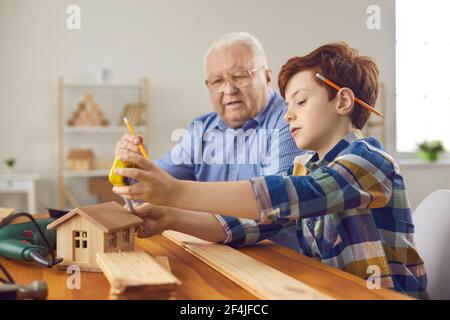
[112,152,180,205]
[134,203,174,238]
[115,133,146,157]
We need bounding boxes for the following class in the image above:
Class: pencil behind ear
[336,87,355,116]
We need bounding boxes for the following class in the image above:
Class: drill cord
[0,261,15,284]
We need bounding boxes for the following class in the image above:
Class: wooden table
[0,234,411,300]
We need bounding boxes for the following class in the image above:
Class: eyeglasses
[205,66,265,93]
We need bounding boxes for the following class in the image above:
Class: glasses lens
[206,70,253,93]
[231,72,251,88]
[206,78,225,92]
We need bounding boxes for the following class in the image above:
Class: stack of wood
[118,102,146,126]
[67,149,95,171]
[96,252,181,300]
[67,93,109,127]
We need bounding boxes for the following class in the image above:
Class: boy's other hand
[134,203,174,238]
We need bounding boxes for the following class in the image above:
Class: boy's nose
[284,109,297,122]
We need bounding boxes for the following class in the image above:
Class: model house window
[396,0,450,152]
[74,230,87,249]
[82,232,87,248]
[123,228,131,244]
[109,233,117,248]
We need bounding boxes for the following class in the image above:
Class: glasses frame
[205,65,266,93]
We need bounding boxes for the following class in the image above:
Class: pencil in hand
[123,117,149,159]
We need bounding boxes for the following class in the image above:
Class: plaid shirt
[215,130,428,299]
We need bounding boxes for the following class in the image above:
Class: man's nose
[223,81,238,94]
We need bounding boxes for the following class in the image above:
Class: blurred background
[0,0,448,213]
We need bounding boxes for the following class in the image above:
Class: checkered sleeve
[213,214,293,248]
[251,142,396,223]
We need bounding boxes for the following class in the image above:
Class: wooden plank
[163,230,332,300]
[154,256,171,273]
[0,208,15,223]
[241,239,413,300]
[136,237,256,300]
[96,251,181,299]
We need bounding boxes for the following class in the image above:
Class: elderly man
[115,32,304,249]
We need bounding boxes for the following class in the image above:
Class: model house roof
[47,201,143,233]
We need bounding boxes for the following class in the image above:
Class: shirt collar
[294,129,365,169]
[215,88,275,131]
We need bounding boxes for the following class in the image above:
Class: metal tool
[0,280,47,300]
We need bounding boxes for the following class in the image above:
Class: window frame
[108,232,117,248]
[395,0,450,163]
[73,230,87,249]
[123,228,131,244]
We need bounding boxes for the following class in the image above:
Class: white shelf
[58,77,149,207]
[0,173,40,180]
[64,126,146,133]
[64,170,110,178]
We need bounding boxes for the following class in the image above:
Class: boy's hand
[133,202,228,244]
[112,152,180,206]
[133,203,174,238]
[115,133,146,157]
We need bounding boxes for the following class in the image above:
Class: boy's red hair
[278,42,379,129]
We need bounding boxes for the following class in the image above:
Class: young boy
[113,42,428,299]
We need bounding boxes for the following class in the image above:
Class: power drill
[0,218,62,267]
[0,216,63,299]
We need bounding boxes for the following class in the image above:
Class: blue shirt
[155,89,304,251]
[155,89,303,181]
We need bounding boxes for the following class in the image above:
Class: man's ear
[265,69,272,84]
[336,87,355,116]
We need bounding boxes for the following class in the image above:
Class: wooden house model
[67,149,95,171]
[47,201,143,272]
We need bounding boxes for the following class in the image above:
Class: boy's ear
[336,87,355,116]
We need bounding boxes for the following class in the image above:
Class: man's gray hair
[204,32,268,71]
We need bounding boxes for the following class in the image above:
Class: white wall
[0,0,448,212]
